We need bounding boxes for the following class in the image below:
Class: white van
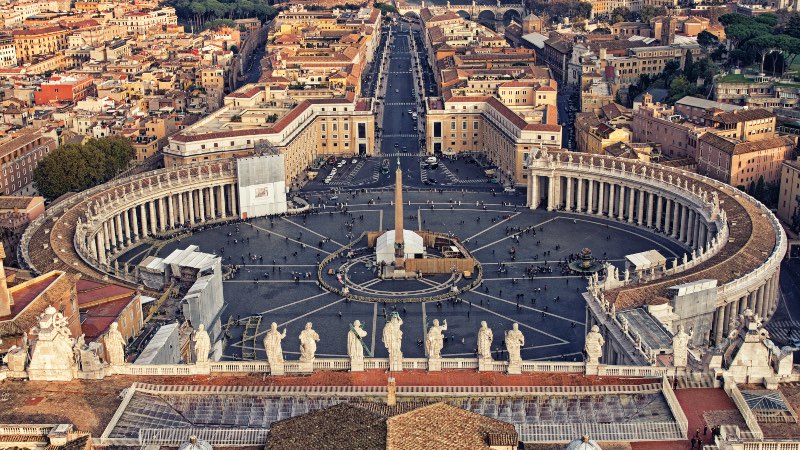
[425,156,437,164]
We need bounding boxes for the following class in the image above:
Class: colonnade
[525,151,785,353]
[87,183,239,266]
[528,174,713,251]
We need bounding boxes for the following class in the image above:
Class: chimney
[0,243,12,317]
[387,377,397,406]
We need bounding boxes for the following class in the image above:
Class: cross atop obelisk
[394,157,404,269]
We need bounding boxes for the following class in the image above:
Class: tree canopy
[168,0,277,29]
[528,0,592,21]
[33,138,135,201]
[720,12,800,76]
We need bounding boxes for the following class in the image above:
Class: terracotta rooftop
[699,133,796,156]
[709,108,774,125]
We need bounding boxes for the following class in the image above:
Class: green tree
[754,175,766,202]
[33,138,135,201]
[684,50,695,83]
[697,30,720,48]
[639,5,666,23]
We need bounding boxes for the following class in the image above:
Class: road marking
[250,223,331,255]
[569,216,681,257]
[225,280,317,283]
[465,212,520,242]
[466,300,569,344]
[256,292,331,316]
[276,299,345,329]
[470,291,577,325]
[481,276,582,281]
[472,216,558,253]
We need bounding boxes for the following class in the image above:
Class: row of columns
[89,184,239,265]
[528,174,712,251]
[713,271,781,346]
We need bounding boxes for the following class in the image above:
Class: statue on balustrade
[264,322,287,366]
[425,319,447,359]
[299,322,320,363]
[505,323,525,365]
[104,322,126,366]
[585,325,605,365]
[382,312,403,371]
[348,320,368,362]
[193,324,211,364]
[477,321,493,361]
[672,325,691,368]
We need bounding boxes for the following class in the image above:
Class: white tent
[375,230,425,265]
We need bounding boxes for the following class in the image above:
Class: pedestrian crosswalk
[383,133,419,138]
[380,152,420,157]
[385,102,416,106]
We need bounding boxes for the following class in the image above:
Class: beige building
[12,25,69,63]
[167,84,375,187]
[697,132,796,189]
[426,95,561,186]
[778,159,800,227]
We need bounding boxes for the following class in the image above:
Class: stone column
[218,185,226,218]
[618,185,626,221]
[123,209,131,243]
[208,186,217,219]
[167,195,176,229]
[158,197,167,232]
[114,214,125,248]
[139,203,149,237]
[587,179,594,214]
[714,306,725,345]
[547,175,556,211]
[178,192,185,225]
[530,175,539,209]
[722,302,733,336]
[637,189,645,225]
[527,173,532,206]
[681,206,690,244]
[89,234,98,261]
[607,183,615,218]
[107,218,117,251]
[627,187,635,223]
[671,201,680,239]
[597,181,604,215]
[655,195,663,231]
[198,187,206,221]
[231,184,239,217]
[189,190,197,225]
[149,201,158,235]
[695,216,703,249]
[96,232,106,266]
[132,206,140,240]
[227,185,234,217]
[576,178,583,212]
[566,176,573,211]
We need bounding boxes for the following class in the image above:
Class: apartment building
[0,128,56,195]
[33,75,94,105]
[109,7,177,34]
[777,159,800,227]
[12,25,69,63]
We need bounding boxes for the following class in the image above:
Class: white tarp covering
[625,249,667,271]
[375,230,425,265]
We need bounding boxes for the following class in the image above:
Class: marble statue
[672,325,691,367]
[620,316,629,334]
[264,322,287,368]
[425,319,447,359]
[348,320,368,370]
[477,321,493,360]
[104,322,126,366]
[382,313,404,371]
[3,344,27,372]
[610,303,616,318]
[193,324,211,364]
[27,306,76,381]
[298,322,320,363]
[585,325,605,365]
[505,323,525,370]
[73,334,85,366]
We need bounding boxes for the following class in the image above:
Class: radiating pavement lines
[465,211,520,242]
[471,217,559,253]
[281,216,344,247]
[570,216,681,257]
[250,223,332,255]
[443,342,570,357]
[466,297,570,344]
[470,290,577,325]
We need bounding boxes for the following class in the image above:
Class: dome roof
[566,435,602,450]
[178,436,213,450]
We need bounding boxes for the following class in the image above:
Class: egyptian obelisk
[394,158,404,270]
